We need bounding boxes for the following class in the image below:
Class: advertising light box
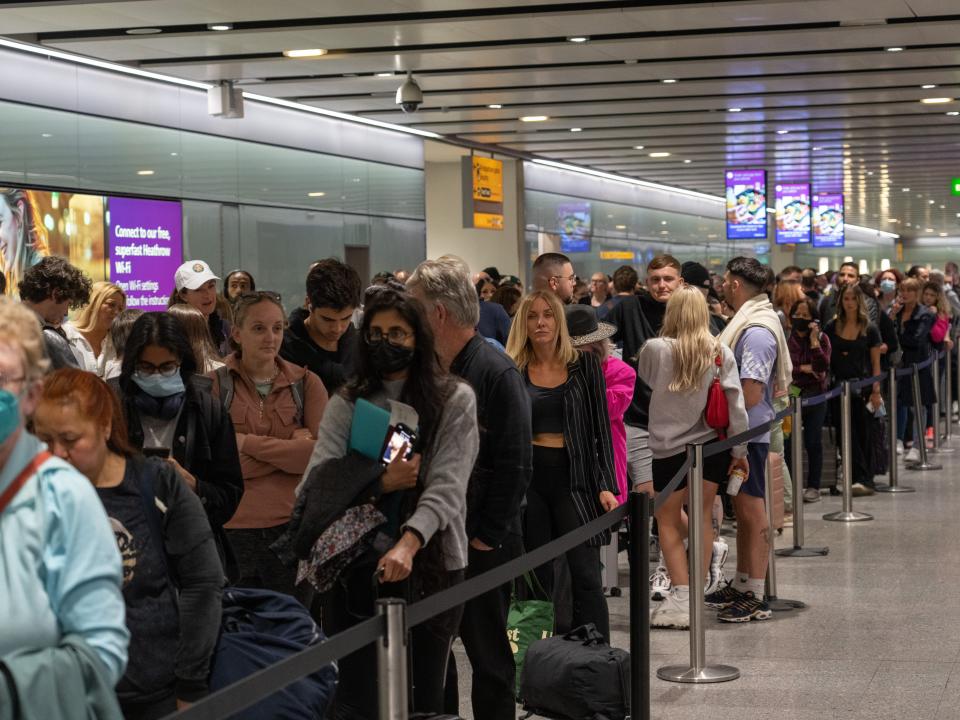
[812,193,845,248]
[107,196,183,309]
[557,202,592,253]
[775,182,811,244]
[725,169,767,240]
[0,188,106,296]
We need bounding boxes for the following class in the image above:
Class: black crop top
[527,382,565,435]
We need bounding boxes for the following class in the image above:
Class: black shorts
[652,448,732,494]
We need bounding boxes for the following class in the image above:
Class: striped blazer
[524,349,617,545]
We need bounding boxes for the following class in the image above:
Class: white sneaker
[651,588,689,629]
[896,439,904,456]
[650,563,671,601]
[905,447,921,463]
[705,539,729,595]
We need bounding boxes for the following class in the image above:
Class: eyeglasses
[237,290,282,303]
[366,328,413,345]
[552,273,578,284]
[0,372,25,391]
[135,362,181,378]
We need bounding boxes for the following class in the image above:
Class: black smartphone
[380,424,417,465]
[143,447,171,459]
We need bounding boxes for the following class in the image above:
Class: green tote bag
[506,572,555,696]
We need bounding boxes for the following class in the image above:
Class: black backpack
[215,365,304,426]
[519,624,630,720]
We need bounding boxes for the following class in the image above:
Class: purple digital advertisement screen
[725,169,767,240]
[812,193,845,248]
[107,197,183,310]
[775,182,811,245]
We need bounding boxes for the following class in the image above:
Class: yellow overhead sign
[599,251,634,260]
[462,156,504,231]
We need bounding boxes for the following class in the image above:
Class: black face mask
[792,317,811,333]
[369,339,415,375]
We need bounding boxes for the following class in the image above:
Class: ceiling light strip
[0,37,440,141]
[241,92,441,138]
[0,36,213,90]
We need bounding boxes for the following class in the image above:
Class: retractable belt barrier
[173,356,953,719]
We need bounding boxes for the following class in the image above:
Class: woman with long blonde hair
[0,188,49,295]
[637,285,749,629]
[506,289,618,641]
[63,281,126,375]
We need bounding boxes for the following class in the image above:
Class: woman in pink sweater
[210,291,328,603]
[565,305,636,502]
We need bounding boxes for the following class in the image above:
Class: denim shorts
[743,442,770,499]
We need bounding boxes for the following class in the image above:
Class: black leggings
[524,445,609,641]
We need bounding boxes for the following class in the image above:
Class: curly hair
[18,256,91,308]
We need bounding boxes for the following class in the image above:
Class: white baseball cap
[175,260,220,291]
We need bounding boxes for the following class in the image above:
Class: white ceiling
[5,0,960,238]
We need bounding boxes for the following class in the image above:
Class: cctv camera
[395,72,423,113]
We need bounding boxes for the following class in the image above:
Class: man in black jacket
[19,256,91,369]
[409,256,532,720]
[280,258,361,395]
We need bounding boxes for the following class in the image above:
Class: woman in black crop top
[823,283,882,495]
[506,290,618,640]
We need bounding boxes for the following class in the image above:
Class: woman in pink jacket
[565,305,636,502]
[210,291,328,603]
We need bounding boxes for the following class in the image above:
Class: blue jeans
[784,402,828,490]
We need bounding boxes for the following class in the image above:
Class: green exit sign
[953,178,960,196]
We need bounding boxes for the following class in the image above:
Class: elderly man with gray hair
[408,256,532,720]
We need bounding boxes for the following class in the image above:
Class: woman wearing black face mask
[784,297,832,503]
[296,287,479,719]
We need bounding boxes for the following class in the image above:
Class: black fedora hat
[564,304,617,346]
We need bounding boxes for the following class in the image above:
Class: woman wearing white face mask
[875,268,903,315]
[0,298,128,715]
[109,312,243,579]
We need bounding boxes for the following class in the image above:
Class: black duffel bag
[518,624,630,720]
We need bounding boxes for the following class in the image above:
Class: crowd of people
[1,246,957,719]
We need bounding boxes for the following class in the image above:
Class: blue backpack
[208,587,337,720]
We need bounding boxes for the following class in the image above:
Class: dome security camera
[395,72,423,113]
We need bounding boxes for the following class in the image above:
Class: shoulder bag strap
[0,451,53,516]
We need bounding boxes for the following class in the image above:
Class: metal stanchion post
[777,395,829,556]
[946,347,954,442]
[764,450,805,611]
[629,491,651,720]
[824,381,873,522]
[906,364,942,471]
[877,368,914,493]
[933,353,954,453]
[658,444,739,684]
[377,599,408,720]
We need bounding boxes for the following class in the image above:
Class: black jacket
[280,307,357,395]
[451,334,532,547]
[606,292,665,429]
[897,304,936,366]
[876,308,900,371]
[109,375,243,571]
[524,350,616,546]
[125,455,223,703]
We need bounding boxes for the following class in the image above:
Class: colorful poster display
[0,188,106,295]
[775,183,811,244]
[107,196,183,309]
[725,169,767,240]
[812,193,845,248]
[557,202,591,253]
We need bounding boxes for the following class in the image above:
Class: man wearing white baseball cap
[170,259,230,355]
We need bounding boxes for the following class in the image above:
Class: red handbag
[704,351,729,439]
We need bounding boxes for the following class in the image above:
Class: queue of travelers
[1,246,957,720]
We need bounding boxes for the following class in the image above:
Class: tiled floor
[453,439,960,719]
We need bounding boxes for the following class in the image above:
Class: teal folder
[349,398,392,461]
